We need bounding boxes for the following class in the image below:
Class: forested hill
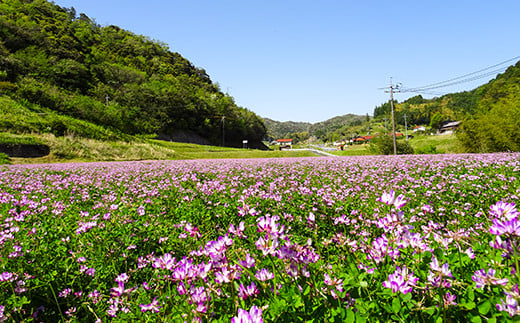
[372,60,520,152]
[262,118,311,141]
[0,0,267,148]
[263,114,367,143]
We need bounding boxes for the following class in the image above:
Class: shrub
[370,135,414,155]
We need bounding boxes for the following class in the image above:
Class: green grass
[0,153,11,164]
[3,132,462,164]
[331,144,373,156]
[0,94,317,164]
[150,140,316,159]
[5,133,316,164]
[0,96,128,141]
[0,132,44,145]
[328,133,461,156]
[408,133,461,154]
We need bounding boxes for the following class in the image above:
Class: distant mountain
[263,114,366,142]
[0,0,267,148]
[309,114,367,139]
[262,118,311,140]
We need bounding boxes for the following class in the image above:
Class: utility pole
[404,114,408,140]
[220,116,225,147]
[384,78,400,155]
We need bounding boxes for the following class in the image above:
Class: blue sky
[53,1,520,122]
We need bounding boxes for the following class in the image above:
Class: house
[275,138,293,149]
[347,135,375,145]
[333,140,347,150]
[439,121,461,134]
[352,137,366,144]
[413,125,426,133]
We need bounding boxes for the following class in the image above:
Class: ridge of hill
[0,0,267,149]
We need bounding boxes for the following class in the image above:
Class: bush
[370,135,414,155]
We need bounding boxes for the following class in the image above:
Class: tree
[373,101,391,118]
[429,112,445,131]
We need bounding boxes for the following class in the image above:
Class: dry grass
[7,133,316,164]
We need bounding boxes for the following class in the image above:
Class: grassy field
[330,144,373,156]
[2,131,462,164]
[408,133,462,154]
[4,133,316,164]
[330,133,461,156]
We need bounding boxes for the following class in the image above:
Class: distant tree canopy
[0,0,266,147]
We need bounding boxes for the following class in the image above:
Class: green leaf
[470,315,482,323]
[467,287,475,301]
[464,301,476,310]
[402,292,412,302]
[346,309,355,322]
[478,300,492,315]
[293,295,304,308]
[359,281,368,288]
[392,297,402,313]
[355,311,367,323]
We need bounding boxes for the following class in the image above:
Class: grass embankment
[330,133,461,156]
[2,132,461,164]
[409,133,462,154]
[4,134,316,164]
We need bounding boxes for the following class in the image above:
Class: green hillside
[372,61,520,152]
[262,118,311,142]
[0,0,266,149]
[264,114,367,143]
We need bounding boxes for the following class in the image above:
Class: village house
[439,121,461,134]
[413,125,426,133]
[275,138,293,149]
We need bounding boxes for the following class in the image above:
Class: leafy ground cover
[0,154,519,322]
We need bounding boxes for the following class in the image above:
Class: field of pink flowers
[0,153,520,322]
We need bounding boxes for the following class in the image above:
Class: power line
[401,55,520,93]
[402,67,508,92]
[403,56,519,91]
